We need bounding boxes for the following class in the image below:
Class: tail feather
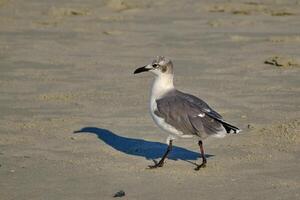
[214,118,241,134]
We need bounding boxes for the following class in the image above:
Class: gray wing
[176,91,241,134]
[175,90,223,120]
[155,94,226,137]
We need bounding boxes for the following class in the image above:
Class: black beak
[134,65,151,74]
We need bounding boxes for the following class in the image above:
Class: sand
[0,0,300,199]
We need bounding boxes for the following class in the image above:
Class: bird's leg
[148,140,173,169]
[195,140,207,171]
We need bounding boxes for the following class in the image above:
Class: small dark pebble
[113,190,125,198]
[247,124,254,129]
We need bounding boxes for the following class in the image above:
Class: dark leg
[195,140,207,171]
[148,140,173,169]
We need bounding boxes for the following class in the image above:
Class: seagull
[134,56,241,170]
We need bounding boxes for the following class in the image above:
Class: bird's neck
[151,74,174,100]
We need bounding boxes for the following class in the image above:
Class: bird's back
[173,90,223,119]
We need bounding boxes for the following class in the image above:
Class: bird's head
[134,56,173,76]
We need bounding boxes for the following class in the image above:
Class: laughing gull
[134,56,241,170]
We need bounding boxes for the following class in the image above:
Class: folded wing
[155,93,227,138]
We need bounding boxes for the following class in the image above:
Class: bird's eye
[153,64,158,68]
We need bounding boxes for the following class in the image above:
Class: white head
[134,56,173,76]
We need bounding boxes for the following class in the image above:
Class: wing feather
[155,94,226,137]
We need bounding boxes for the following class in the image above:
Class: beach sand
[0,0,300,199]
